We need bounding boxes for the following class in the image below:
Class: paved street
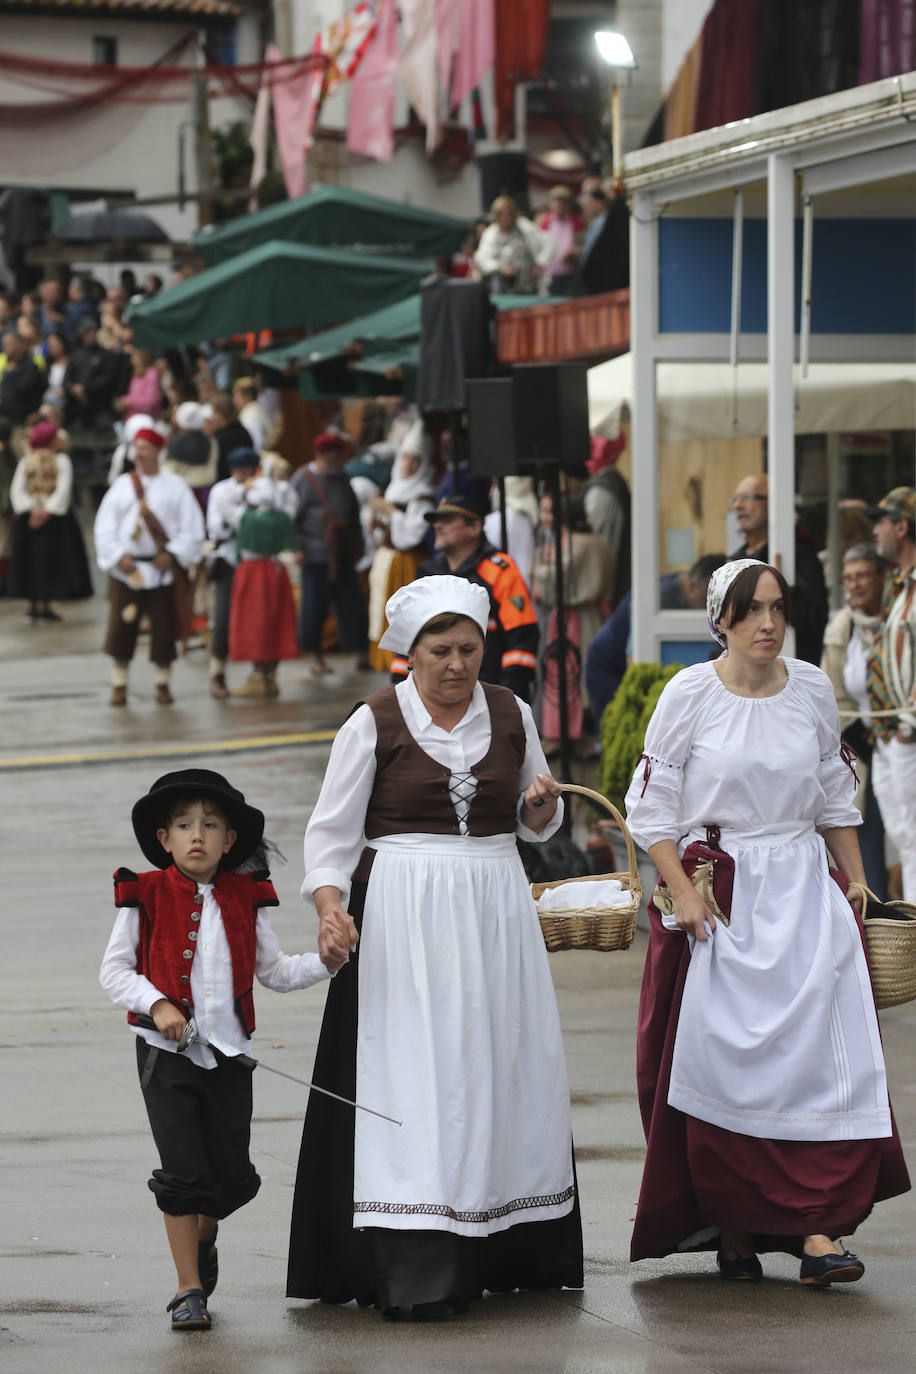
[2,592,915,1373]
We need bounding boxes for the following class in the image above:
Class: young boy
[100,768,347,1333]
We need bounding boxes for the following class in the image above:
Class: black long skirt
[286,880,584,1311]
[8,511,92,602]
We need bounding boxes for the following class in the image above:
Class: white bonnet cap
[175,401,205,431]
[378,575,490,653]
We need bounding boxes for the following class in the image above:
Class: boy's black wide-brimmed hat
[132,768,265,870]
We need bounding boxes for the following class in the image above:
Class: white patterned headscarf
[706,558,769,646]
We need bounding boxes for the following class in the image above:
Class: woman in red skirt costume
[623,559,909,1285]
[226,450,299,698]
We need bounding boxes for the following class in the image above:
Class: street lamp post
[594,30,637,196]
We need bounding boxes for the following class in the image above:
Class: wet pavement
[2,592,915,1372]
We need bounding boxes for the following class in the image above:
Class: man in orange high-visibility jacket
[389,490,539,701]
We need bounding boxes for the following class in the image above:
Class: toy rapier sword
[135,1014,401,1126]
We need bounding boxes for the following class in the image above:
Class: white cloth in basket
[537,879,632,911]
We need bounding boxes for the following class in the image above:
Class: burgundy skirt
[631,894,910,1261]
[229,558,298,663]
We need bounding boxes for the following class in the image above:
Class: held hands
[152,550,173,572]
[150,997,188,1041]
[315,886,359,972]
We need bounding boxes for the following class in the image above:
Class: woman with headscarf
[8,418,92,621]
[287,576,583,1318]
[365,419,437,671]
[624,559,909,1285]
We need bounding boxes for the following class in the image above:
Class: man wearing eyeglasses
[728,474,828,664]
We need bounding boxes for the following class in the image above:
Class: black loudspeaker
[466,379,516,477]
[467,364,590,478]
[416,278,491,413]
[477,151,529,216]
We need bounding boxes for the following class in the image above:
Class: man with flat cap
[867,486,916,898]
[392,489,539,701]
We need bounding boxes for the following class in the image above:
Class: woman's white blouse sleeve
[515,696,564,841]
[623,671,697,852]
[302,705,378,908]
[803,662,862,832]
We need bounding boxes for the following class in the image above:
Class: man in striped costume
[867,487,916,899]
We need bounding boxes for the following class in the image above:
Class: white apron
[665,824,891,1141]
[353,832,575,1238]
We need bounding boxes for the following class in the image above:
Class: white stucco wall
[0,15,259,242]
[662,0,716,89]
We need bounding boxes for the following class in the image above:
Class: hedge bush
[598,661,683,813]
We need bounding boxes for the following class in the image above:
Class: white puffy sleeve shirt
[10,452,73,515]
[623,658,860,855]
[94,469,205,587]
[303,676,564,906]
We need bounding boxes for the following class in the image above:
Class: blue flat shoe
[717,1249,762,1281]
[799,1248,864,1287]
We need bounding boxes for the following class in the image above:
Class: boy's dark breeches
[136,1038,261,1218]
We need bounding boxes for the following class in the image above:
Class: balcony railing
[495,288,630,366]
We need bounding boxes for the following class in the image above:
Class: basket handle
[555,782,639,883]
[847,881,878,914]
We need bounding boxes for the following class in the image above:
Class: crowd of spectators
[456,174,629,298]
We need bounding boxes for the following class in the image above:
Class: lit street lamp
[594,30,637,196]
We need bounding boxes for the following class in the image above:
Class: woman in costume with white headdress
[287,575,583,1317]
[365,419,438,671]
[625,558,909,1285]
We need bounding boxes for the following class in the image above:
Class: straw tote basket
[848,882,916,1010]
[531,783,641,952]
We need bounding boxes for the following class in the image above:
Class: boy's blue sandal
[167,1288,211,1331]
[198,1224,219,1296]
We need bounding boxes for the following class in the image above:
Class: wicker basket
[531,784,641,952]
[849,882,916,1010]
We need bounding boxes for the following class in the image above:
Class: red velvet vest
[113,864,278,1037]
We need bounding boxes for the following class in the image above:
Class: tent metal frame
[625,71,916,662]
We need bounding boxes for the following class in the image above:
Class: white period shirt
[99,882,331,1070]
[303,674,563,907]
[93,467,205,590]
[208,475,297,565]
[10,452,73,516]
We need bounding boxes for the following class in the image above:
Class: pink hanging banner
[452,0,495,109]
[399,0,440,151]
[347,0,399,160]
[437,0,456,109]
[269,38,323,199]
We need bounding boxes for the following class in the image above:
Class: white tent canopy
[588,355,916,442]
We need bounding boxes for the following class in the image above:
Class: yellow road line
[0,730,338,771]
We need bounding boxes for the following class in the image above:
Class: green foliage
[209,121,287,224]
[598,661,683,812]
